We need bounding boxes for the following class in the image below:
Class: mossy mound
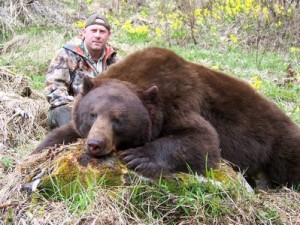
[157,162,253,198]
[22,140,129,196]
[23,140,252,198]
[40,149,128,197]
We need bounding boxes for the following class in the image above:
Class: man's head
[85,14,111,31]
[82,14,111,58]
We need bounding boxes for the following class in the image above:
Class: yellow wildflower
[276,21,282,27]
[194,9,201,17]
[251,75,261,89]
[262,7,269,19]
[124,20,132,32]
[290,47,300,52]
[73,20,85,28]
[155,27,162,37]
[229,34,238,43]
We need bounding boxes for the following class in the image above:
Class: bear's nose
[87,139,106,155]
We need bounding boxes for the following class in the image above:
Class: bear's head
[72,76,163,156]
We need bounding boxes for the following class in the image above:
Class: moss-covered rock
[24,140,253,198]
[22,140,128,197]
[39,148,128,198]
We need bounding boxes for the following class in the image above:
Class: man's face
[82,19,111,53]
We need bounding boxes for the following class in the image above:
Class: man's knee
[48,105,72,129]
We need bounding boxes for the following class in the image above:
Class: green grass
[260,80,300,123]
[0,156,14,170]
[29,73,46,90]
[0,28,72,91]
[39,174,102,213]
[172,45,295,77]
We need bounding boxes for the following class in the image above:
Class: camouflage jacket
[45,36,119,108]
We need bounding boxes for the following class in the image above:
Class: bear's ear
[82,76,94,95]
[143,86,159,103]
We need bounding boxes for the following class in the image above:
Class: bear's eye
[90,113,97,119]
[112,117,124,126]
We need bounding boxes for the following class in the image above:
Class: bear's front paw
[119,148,162,177]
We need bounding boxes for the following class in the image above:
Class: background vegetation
[0,0,299,224]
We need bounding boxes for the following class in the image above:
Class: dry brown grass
[0,0,81,34]
[258,189,300,224]
[0,67,48,150]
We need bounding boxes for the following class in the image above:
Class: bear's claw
[119,149,161,177]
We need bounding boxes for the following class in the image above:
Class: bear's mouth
[86,151,115,160]
[85,147,115,157]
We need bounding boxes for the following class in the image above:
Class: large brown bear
[34,47,300,188]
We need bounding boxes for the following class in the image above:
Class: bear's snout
[86,139,110,156]
[85,115,115,157]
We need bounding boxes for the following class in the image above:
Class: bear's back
[98,47,210,113]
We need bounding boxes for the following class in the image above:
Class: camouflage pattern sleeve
[45,48,77,108]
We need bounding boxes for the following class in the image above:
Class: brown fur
[34,47,300,187]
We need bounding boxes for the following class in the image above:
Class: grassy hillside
[0,0,299,224]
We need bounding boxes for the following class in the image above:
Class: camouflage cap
[85,13,111,31]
